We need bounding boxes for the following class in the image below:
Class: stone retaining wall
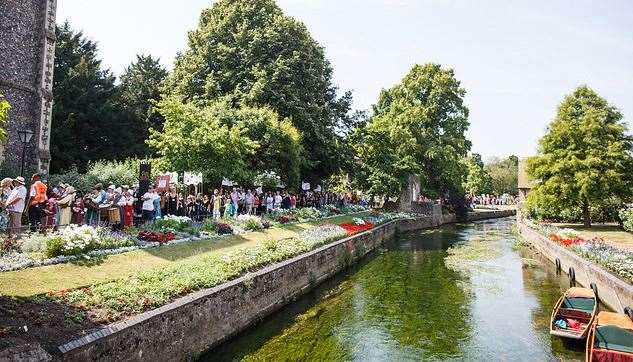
[8,210,515,362]
[517,221,633,313]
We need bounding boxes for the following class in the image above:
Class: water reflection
[205,218,585,361]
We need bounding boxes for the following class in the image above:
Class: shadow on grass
[0,294,102,354]
[140,234,256,262]
[67,255,107,267]
[556,223,624,233]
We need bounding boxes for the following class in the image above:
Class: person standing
[273,191,282,210]
[117,188,135,228]
[57,186,76,226]
[5,177,27,237]
[230,187,240,218]
[244,189,254,215]
[141,186,157,223]
[212,189,221,220]
[0,178,14,230]
[26,173,47,231]
[266,192,274,213]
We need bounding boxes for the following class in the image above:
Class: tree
[164,0,352,181]
[485,155,518,195]
[117,54,168,155]
[148,97,303,187]
[0,94,9,143]
[51,22,133,172]
[353,63,471,198]
[463,154,492,195]
[526,86,633,227]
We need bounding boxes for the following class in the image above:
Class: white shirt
[142,192,157,211]
[6,185,27,213]
[274,195,282,208]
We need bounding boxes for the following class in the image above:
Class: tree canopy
[117,54,168,156]
[526,86,633,226]
[463,154,492,195]
[148,97,303,187]
[485,155,518,195]
[51,22,132,172]
[164,0,352,181]
[0,94,9,144]
[353,63,471,198]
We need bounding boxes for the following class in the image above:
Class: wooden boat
[550,287,597,339]
[586,311,633,362]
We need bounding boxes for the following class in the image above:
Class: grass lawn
[0,213,368,297]
[553,223,633,251]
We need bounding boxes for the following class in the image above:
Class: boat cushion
[562,297,594,312]
[595,325,633,354]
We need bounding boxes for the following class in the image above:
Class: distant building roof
[518,158,536,189]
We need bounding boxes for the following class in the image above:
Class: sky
[56,0,633,161]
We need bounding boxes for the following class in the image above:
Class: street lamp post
[17,129,34,177]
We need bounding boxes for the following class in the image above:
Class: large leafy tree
[117,54,168,156]
[485,155,518,195]
[148,97,303,186]
[164,0,351,181]
[463,154,492,195]
[527,86,633,227]
[51,22,133,172]
[354,63,471,198]
[0,94,9,143]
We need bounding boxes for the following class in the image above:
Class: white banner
[221,178,235,186]
[301,182,310,191]
[184,172,203,185]
[163,172,178,184]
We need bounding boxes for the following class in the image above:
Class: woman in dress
[166,186,178,215]
[57,186,76,226]
[0,178,14,230]
[117,189,135,228]
[72,194,86,225]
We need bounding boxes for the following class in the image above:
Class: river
[204,217,587,361]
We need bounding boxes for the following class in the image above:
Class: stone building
[0,0,57,175]
[518,158,535,202]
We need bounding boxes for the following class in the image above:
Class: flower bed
[52,223,366,316]
[525,219,633,283]
[0,206,372,273]
[339,223,375,236]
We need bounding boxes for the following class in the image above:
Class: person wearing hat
[27,173,47,232]
[5,176,27,236]
[57,186,76,226]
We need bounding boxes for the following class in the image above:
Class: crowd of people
[0,173,368,237]
[467,193,518,208]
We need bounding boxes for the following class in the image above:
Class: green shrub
[244,218,263,231]
[620,208,633,232]
[45,236,67,258]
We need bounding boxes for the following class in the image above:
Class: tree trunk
[582,198,591,228]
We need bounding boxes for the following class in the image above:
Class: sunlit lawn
[553,223,633,251]
[0,213,367,297]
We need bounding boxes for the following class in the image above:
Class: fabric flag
[301,182,310,191]
[155,175,171,192]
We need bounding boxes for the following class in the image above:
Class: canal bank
[205,217,587,361]
[516,218,633,314]
[13,209,511,361]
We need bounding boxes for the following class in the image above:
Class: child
[42,198,57,229]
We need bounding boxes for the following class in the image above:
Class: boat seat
[595,325,633,354]
[558,308,591,321]
[562,297,595,312]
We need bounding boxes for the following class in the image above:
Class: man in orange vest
[27,173,47,232]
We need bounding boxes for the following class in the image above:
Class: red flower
[339,223,374,236]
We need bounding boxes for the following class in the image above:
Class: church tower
[0,0,57,175]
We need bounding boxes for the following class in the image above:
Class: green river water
[204,218,588,361]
